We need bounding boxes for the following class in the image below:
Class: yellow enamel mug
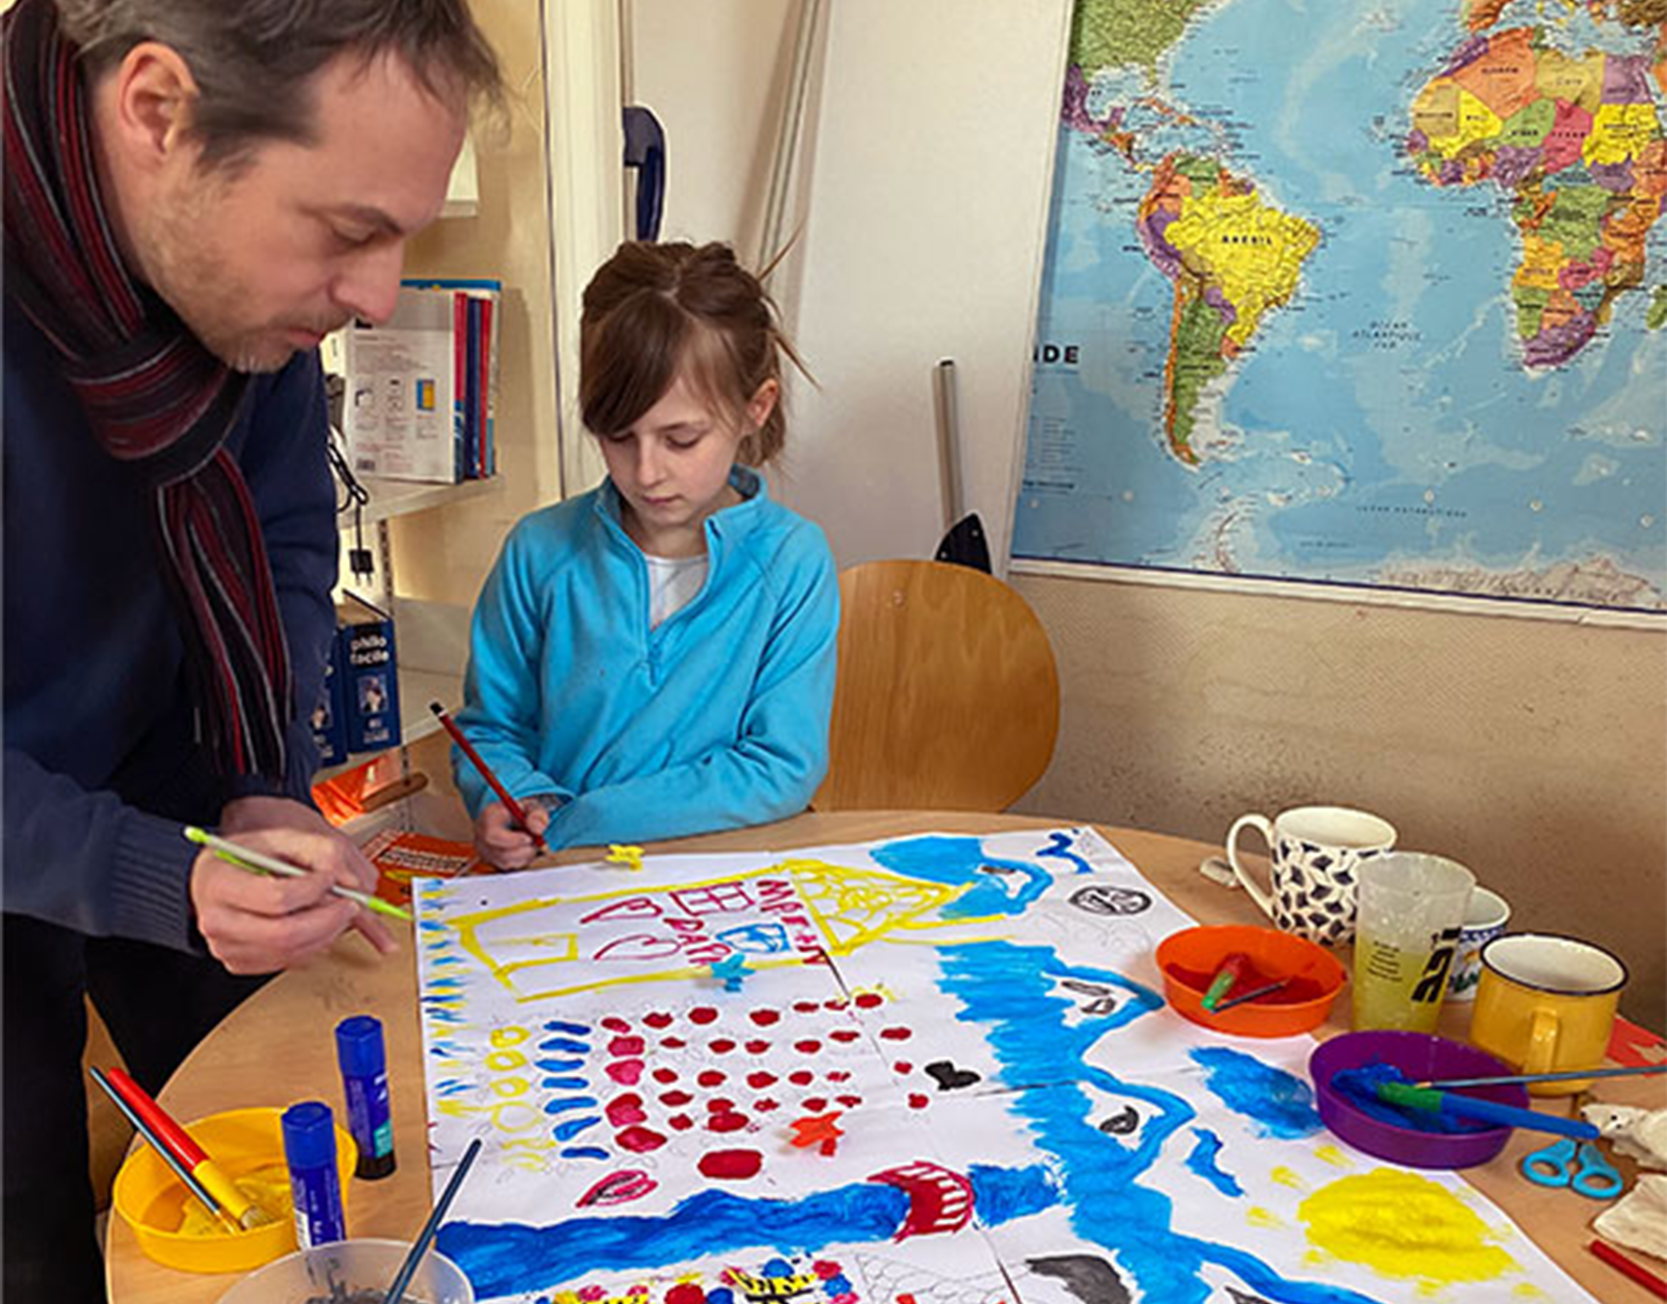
[1469,933,1627,1096]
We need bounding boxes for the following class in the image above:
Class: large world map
[1013,0,1667,613]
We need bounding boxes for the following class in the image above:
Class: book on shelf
[309,639,349,767]
[336,593,402,754]
[358,828,487,908]
[341,279,501,485]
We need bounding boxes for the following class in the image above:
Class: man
[1,2,501,1296]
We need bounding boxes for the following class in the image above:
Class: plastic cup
[1351,851,1474,1032]
[216,1238,474,1304]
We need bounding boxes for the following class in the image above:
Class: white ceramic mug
[1444,886,1511,1002]
[1226,805,1397,946]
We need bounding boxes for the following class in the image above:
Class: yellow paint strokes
[444,859,966,1002]
[1585,102,1662,167]
[1245,1206,1284,1229]
[1512,1283,1548,1299]
[1298,1168,1520,1286]
[1313,1144,1353,1167]
[605,844,645,872]
[1270,1165,1305,1189]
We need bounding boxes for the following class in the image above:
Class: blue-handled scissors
[1521,1137,1623,1199]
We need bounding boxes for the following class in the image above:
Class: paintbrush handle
[89,1067,228,1225]
[1424,1064,1667,1090]
[1378,1081,1599,1139]
[184,826,412,922]
[383,1138,482,1304]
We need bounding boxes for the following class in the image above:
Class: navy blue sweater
[3,300,338,951]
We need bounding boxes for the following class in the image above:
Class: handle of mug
[1524,1007,1559,1077]
[1225,814,1276,920]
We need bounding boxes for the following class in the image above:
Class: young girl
[453,241,839,866]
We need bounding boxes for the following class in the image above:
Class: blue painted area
[1184,1129,1243,1197]
[714,922,791,954]
[870,836,1051,918]
[559,1147,608,1161]
[537,1037,590,1055]
[544,1020,591,1035]
[552,1117,600,1142]
[1191,1047,1323,1140]
[534,1057,585,1073]
[542,1096,599,1116]
[540,1076,589,1091]
[1037,829,1094,875]
[441,938,1383,1304]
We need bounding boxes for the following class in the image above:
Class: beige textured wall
[1010,573,1667,1030]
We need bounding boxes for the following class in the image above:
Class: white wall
[629,0,1073,571]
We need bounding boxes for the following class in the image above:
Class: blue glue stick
[280,1101,346,1248]
[336,1014,397,1181]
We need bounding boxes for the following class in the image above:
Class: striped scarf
[3,0,292,782]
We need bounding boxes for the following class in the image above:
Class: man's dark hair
[56,0,503,169]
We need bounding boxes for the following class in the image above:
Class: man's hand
[473,799,552,870]
[189,796,397,974]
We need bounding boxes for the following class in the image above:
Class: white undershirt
[644,552,709,629]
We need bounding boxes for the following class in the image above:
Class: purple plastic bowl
[1309,1031,1529,1169]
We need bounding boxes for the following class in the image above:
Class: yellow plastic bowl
[112,1106,356,1274]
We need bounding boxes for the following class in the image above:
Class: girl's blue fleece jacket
[452,467,839,850]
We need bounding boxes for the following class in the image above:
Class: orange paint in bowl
[1157,924,1346,1037]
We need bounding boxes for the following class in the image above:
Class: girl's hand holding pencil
[186,796,399,974]
[473,796,558,870]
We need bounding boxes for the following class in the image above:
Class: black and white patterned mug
[1225,805,1397,946]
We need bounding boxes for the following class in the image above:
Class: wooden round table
[105,811,1663,1302]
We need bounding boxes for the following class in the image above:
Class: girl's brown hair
[579,241,802,466]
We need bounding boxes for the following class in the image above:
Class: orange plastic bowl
[1156,924,1346,1037]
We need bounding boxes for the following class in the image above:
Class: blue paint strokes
[1191,1047,1324,1140]
[534,1057,585,1073]
[558,1147,608,1161]
[540,1076,589,1091]
[542,1096,599,1116]
[870,836,1051,918]
[552,1116,600,1142]
[1037,829,1094,875]
[537,1038,590,1056]
[543,1020,591,1035]
[419,920,448,933]
[1184,1129,1243,1197]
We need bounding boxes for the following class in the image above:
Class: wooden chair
[814,560,1060,811]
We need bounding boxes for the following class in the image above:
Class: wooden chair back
[814,560,1060,811]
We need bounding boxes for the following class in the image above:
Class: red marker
[429,701,546,853]
[1588,1240,1667,1299]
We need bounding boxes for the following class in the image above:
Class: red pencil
[1589,1240,1667,1299]
[429,701,547,853]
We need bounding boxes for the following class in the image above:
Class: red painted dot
[792,1001,820,1014]
[605,1059,645,1086]
[697,1069,726,1088]
[754,1097,780,1112]
[607,1035,646,1056]
[749,1009,781,1026]
[803,1096,829,1112]
[794,1039,822,1055]
[615,1125,666,1153]
[813,1261,840,1280]
[746,1071,777,1089]
[705,1096,736,1113]
[789,1070,814,1086]
[667,1282,708,1304]
[667,1113,695,1131]
[643,1012,673,1029]
[909,1093,929,1109]
[709,1038,737,1054]
[854,993,884,1009]
[660,1089,693,1107]
[829,1029,860,1044]
[823,997,848,1010]
[689,1007,720,1025]
[836,1094,862,1108]
[879,1027,913,1041]
[605,1093,645,1126]
[601,1016,632,1032]
[744,1039,771,1055]
[652,1067,679,1084]
[707,1111,750,1133]
[825,1070,851,1083]
[660,1036,688,1050]
[698,1148,763,1180]
[894,1061,913,1075]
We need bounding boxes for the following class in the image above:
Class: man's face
[138,51,465,373]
